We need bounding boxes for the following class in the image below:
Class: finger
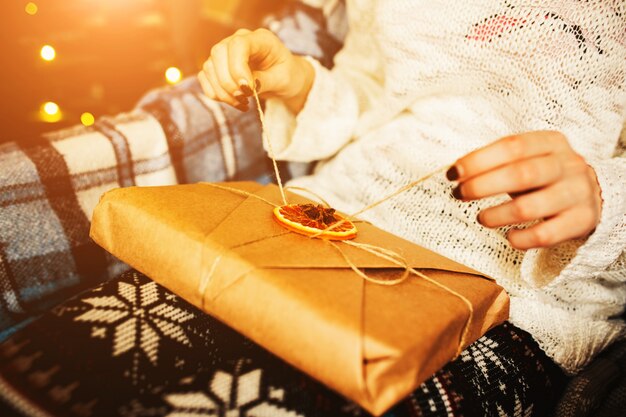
[246,28,283,66]
[478,175,590,228]
[561,151,594,178]
[234,28,252,36]
[203,60,242,109]
[209,43,242,98]
[455,154,563,200]
[227,31,255,92]
[244,29,286,92]
[197,71,215,99]
[450,131,571,181]
[507,205,598,250]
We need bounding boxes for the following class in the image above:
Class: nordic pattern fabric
[0,269,567,417]
[0,78,266,340]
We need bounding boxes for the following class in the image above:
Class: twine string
[284,185,332,208]
[202,182,279,207]
[199,254,222,310]
[199,182,473,355]
[310,164,450,238]
[336,240,473,355]
[199,90,474,357]
[253,87,288,206]
[342,241,411,285]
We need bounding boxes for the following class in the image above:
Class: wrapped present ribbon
[90,181,509,415]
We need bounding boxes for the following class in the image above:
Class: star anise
[300,204,338,227]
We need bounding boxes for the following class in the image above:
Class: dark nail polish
[446,165,459,181]
[452,186,463,200]
[240,84,253,96]
[234,93,249,104]
[235,104,249,112]
[255,79,261,92]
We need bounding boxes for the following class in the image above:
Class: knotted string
[199,180,474,355]
[339,240,474,356]
[199,85,474,357]
[327,240,410,286]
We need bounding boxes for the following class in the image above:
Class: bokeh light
[43,101,59,115]
[40,45,56,61]
[40,101,62,123]
[165,66,182,84]
[4,1,279,138]
[25,2,38,16]
[80,112,95,126]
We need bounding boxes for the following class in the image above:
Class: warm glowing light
[43,101,59,115]
[165,67,182,84]
[25,2,38,15]
[40,101,62,123]
[40,45,56,61]
[81,112,95,127]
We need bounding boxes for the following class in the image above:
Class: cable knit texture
[264,0,626,374]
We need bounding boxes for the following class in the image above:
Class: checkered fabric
[264,1,346,69]
[0,78,266,339]
[0,0,345,340]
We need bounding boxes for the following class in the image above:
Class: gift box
[90,182,509,415]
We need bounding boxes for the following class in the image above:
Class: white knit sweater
[264,0,626,374]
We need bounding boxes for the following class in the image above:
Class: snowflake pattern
[460,333,509,386]
[164,361,303,417]
[0,270,564,417]
[74,276,194,366]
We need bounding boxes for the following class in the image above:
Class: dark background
[0,0,288,143]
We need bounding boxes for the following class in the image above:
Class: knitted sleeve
[263,1,382,162]
[520,122,626,289]
[263,58,378,162]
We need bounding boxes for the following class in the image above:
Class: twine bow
[198,88,474,359]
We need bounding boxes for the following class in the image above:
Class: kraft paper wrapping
[90,182,509,415]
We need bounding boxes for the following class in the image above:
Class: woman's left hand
[447,131,603,250]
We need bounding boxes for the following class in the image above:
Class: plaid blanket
[0,79,266,339]
[0,0,345,340]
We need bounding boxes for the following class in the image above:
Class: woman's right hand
[198,28,314,114]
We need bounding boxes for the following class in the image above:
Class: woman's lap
[0,270,566,417]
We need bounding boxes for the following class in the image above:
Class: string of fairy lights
[26,1,184,128]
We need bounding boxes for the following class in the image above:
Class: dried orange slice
[273,203,357,240]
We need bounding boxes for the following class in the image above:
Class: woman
[197,0,626,415]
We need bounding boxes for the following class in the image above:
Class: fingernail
[234,92,248,104]
[452,185,463,200]
[235,104,249,112]
[240,84,253,96]
[476,212,483,225]
[255,79,261,92]
[446,165,460,181]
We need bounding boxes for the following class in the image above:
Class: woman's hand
[447,131,603,250]
[198,28,314,114]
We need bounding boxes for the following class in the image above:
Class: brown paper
[90,182,509,415]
